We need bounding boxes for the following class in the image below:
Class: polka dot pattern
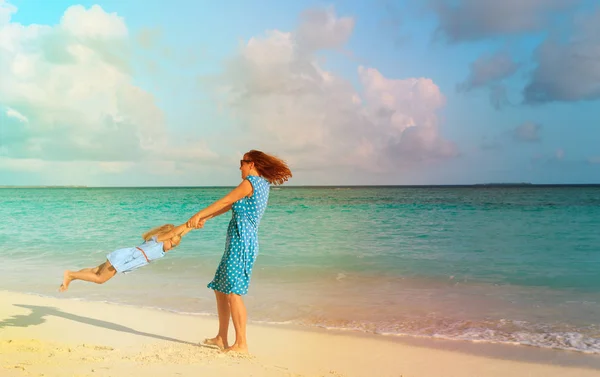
[207,175,270,295]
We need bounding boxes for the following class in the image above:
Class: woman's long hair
[142,224,174,241]
[245,150,292,185]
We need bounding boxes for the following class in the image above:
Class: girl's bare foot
[224,344,248,354]
[58,271,72,292]
[203,336,228,350]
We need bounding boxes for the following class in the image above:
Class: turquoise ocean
[1,186,600,353]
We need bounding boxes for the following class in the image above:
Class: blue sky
[1,0,599,186]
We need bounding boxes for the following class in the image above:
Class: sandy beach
[1,290,599,377]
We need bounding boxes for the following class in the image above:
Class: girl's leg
[203,290,231,350]
[226,293,248,353]
[59,260,117,292]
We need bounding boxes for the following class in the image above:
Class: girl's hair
[245,150,292,185]
[142,224,175,241]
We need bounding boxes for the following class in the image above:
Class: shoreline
[1,290,600,377]
[6,287,600,357]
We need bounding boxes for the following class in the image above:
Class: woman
[187,150,292,353]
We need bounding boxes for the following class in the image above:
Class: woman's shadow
[0,304,209,348]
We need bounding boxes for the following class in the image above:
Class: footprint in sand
[126,343,261,366]
[79,344,114,351]
[80,356,106,362]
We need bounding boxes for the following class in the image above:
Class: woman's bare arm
[206,204,232,220]
[187,180,252,227]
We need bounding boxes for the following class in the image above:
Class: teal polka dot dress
[207,175,270,295]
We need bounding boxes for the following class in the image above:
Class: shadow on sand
[1,304,210,348]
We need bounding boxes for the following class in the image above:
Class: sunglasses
[240,159,252,167]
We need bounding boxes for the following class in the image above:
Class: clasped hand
[187,215,206,229]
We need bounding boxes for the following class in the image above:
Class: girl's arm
[160,222,199,251]
[178,224,194,238]
[157,223,194,242]
[187,180,252,227]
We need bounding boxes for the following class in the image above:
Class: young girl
[58,220,203,292]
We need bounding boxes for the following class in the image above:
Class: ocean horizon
[3,183,600,188]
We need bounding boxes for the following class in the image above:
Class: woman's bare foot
[224,344,248,354]
[202,336,228,350]
[58,271,72,292]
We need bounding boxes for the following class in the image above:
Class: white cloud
[0,0,16,25]
[97,161,134,173]
[0,157,45,172]
[295,7,354,52]
[5,107,27,122]
[60,5,128,39]
[0,3,216,178]
[1,4,459,184]
[212,7,457,173]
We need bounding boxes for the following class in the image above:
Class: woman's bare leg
[204,290,231,350]
[225,293,248,353]
[59,261,116,292]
